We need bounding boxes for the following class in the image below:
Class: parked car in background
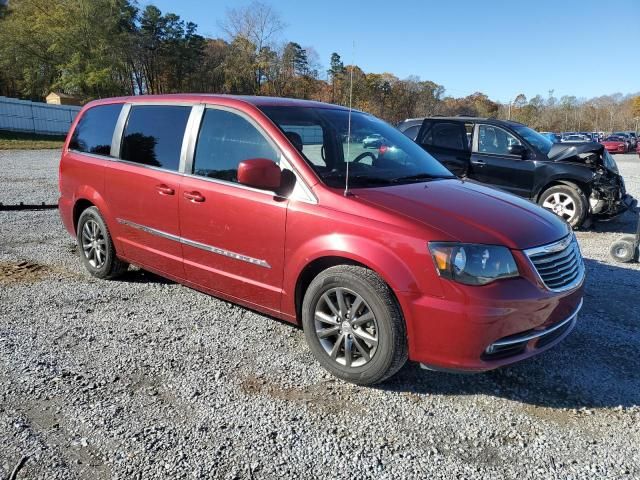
[618,131,637,149]
[603,135,630,153]
[539,131,560,143]
[562,134,590,143]
[59,95,586,385]
[362,133,385,148]
[396,118,424,140]
[613,132,633,150]
[409,116,631,228]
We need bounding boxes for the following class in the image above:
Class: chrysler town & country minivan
[59,95,585,385]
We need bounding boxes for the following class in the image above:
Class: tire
[609,235,638,263]
[77,206,129,279]
[301,265,408,385]
[538,184,588,229]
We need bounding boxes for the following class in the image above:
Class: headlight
[428,243,519,285]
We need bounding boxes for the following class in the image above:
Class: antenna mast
[344,42,355,197]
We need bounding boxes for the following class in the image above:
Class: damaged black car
[403,116,632,228]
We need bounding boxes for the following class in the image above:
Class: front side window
[192,108,280,183]
[477,124,522,155]
[260,106,454,189]
[69,103,123,156]
[120,105,191,171]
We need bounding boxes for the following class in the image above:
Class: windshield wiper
[390,173,454,183]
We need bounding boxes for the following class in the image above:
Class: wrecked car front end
[548,143,633,219]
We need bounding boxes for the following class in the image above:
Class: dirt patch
[241,374,362,414]
[0,260,51,284]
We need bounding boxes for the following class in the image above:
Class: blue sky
[146,0,639,102]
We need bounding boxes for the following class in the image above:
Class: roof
[84,94,350,111]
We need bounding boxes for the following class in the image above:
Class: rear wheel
[77,206,128,279]
[301,265,407,385]
[538,184,587,229]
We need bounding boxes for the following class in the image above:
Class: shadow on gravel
[117,268,175,285]
[379,258,640,410]
[588,208,638,235]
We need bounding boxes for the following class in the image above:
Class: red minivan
[59,95,585,385]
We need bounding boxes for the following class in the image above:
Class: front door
[105,104,192,277]
[179,107,288,312]
[468,124,535,198]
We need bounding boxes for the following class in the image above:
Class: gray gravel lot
[1,151,639,479]
[0,149,62,206]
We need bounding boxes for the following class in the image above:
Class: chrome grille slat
[542,260,579,282]
[525,235,585,292]
[529,247,575,265]
[535,253,576,272]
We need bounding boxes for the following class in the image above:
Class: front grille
[525,235,584,291]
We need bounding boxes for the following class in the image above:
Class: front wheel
[301,265,408,385]
[538,184,588,229]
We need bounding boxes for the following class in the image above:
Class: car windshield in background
[259,106,454,188]
[512,125,554,154]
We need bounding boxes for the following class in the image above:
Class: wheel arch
[71,185,114,234]
[536,178,590,202]
[286,235,426,326]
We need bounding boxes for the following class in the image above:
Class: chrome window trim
[111,103,131,157]
[485,298,582,353]
[70,100,317,204]
[524,234,585,292]
[182,171,286,197]
[117,218,271,269]
[180,104,204,174]
[68,150,117,162]
[182,104,205,175]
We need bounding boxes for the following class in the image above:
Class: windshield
[513,125,554,154]
[259,106,454,188]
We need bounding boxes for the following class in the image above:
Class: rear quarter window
[69,104,123,156]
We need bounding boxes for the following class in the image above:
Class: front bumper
[400,259,584,372]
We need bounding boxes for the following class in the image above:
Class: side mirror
[237,158,282,191]
[508,144,528,158]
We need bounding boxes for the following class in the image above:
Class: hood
[353,179,570,250]
[548,141,604,162]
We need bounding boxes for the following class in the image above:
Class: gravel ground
[1,151,639,479]
[0,149,61,206]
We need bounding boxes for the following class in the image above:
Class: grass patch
[0,130,65,150]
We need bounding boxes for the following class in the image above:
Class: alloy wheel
[313,287,379,368]
[542,193,576,222]
[81,219,107,269]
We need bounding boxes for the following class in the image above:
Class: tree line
[1,0,638,131]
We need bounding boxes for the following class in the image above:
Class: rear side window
[421,122,467,150]
[69,104,123,156]
[192,108,279,183]
[120,105,191,171]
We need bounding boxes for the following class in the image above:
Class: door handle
[470,159,486,166]
[183,191,205,203]
[155,184,175,195]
